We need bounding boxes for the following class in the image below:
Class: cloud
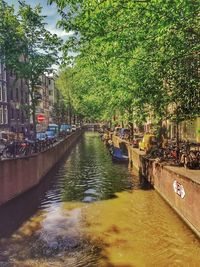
[46,27,75,38]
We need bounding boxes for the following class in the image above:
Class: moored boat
[111,147,129,163]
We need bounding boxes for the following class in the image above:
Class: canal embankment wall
[0,130,82,206]
[112,135,200,238]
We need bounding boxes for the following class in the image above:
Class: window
[15,109,20,119]
[21,111,25,123]
[2,85,6,102]
[0,105,3,124]
[25,92,28,103]
[11,108,14,119]
[16,88,19,100]
[0,85,2,101]
[3,66,6,80]
[21,89,24,102]
[3,106,8,124]
[10,89,13,100]
[17,109,20,119]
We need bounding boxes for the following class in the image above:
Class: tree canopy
[51,0,199,127]
[0,1,23,65]
[1,1,62,136]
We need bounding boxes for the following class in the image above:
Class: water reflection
[58,134,134,203]
[0,132,200,267]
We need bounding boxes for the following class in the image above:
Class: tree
[49,0,200,137]
[51,100,67,129]
[55,68,74,124]
[0,1,23,65]
[7,1,62,137]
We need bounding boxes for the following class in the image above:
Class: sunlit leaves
[51,0,199,124]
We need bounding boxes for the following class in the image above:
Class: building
[35,74,50,132]
[0,61,8,131]
[167,118,200,143]
[48,76,55,123]
[6,69,30,135]
[48,76,60,124]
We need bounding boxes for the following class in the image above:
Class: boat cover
[113,147,128,159]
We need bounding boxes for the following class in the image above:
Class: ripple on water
[0,132,200,267]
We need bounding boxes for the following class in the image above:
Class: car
[45,130,57,143]
[60,124,72,135]
[139,133,157,152]
[71,124,77,132]
[47,124,59,134]
[36,132,47,141]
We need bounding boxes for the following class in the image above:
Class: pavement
[164,165,200,185]
[126,141,200,185]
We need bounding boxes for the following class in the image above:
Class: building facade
[0,61,8,131]
[167,118,200,143]
[48,76,60,124]
[6,69,30,134]
[35,75,50,132]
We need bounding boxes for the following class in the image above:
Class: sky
[6,0,73,41]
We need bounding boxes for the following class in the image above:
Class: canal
[0,132,200,267]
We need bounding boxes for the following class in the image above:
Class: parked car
[45,130,57,143]
[139,133,157,152]
[47,124,59,134]
[36,132,47,141]
[60,124,72,135]
[71,124,77,132]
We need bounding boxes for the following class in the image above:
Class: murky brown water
[0,132,200,267]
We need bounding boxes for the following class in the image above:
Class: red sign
[37,114,45,123]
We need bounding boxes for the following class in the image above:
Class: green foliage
[50,0,200,126]
[51,100,67,126]
[16,1,62,86]
[1,1,62,136]
[0,1,23,64]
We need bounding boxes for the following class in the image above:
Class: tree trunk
[32,101,37,139]
[129,122,134,139]
[175,119,180,162]
[176,120,179,147]
[69,104,72,125]
[29,83,37,139]
[109,120,112,130]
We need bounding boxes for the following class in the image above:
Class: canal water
[0,132,200,267]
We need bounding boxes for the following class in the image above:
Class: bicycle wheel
[3,148,12,158]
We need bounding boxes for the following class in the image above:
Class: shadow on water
[0,133,150,239]
[138,170,153,191]
[0,230,133,267]
[0,143,77,239]
[0,132,151,267]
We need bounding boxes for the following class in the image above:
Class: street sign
[37,114,45,123]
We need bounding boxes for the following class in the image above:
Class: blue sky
[6,0,73,41]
